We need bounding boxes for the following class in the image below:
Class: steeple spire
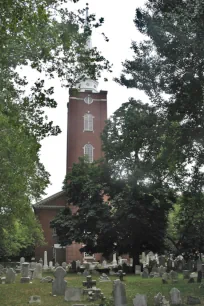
[77,3,98,93]
[85,3,92,49]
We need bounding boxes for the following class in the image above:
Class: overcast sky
[34,0,148,198]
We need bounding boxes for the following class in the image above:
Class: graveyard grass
[1,272,204,306]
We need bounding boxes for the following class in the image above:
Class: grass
[0,272,204,306]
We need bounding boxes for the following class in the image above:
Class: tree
[0,0,110,256]
[117,0,204,190]
[50,157,115,257]
[102,100,175,265]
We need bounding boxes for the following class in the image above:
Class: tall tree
[0,0,110,256]
[117,0,204,190]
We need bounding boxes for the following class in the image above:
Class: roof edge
[33,191,65,208]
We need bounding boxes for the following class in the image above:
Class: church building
[33,6,108,262]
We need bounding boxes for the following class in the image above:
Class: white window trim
[83,143,94,163]
[83,113,94,132]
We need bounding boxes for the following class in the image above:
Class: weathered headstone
[83,269,89,277]
[169,270,178,282]
[76,260,81,269]
[99,273,111,282]
[170,288,181,305]
[40,276,53,283]
[159,256,166,267]
[39,258,43,265]
[135,265,141,275]
[49,261,53,269]
[117,270,126,281]
[133,294,147,306]
[183,270,190,279]
[154,293,163,306]
[20,257,25,266]
[33,263,42,279]
[52,266,67,296]
[20,262,30,283]
[62,262,67,270]
[5,268,16,284]
[187,296,201,305]
[113,279,127,306]
[30,258,36,270]
[102,260,107,267]
[142,269,149,278]
[64,287,82,302]
[28,296,41,304]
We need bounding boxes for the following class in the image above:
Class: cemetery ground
[0,272,204,306]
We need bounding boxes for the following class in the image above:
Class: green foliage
[51,157,114,256]
[0,0,110,257]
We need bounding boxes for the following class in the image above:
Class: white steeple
[77,3,99,93]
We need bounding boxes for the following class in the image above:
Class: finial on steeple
[85,3,89,24]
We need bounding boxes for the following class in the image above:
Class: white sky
[36,0,148,198]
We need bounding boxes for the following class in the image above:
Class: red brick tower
[67,87,107,173]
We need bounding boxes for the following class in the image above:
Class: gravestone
[49,261,53,269]
[28,296,41,304]
[20,262,30,283]
[102,260,107,267]
[159,256,166,267]
[20,257,25,266]
[169,270,178,282]
[76,260,81,269]
[40,276,53,283]
[135,265,141,275]
[154,293,163,306]
[39,258,43,265]
[170,288,181,305]
[83,275,96,289]
[99,273,111,282]
[142,269,149,278]
[55,262,59,268]
[52,266,67,296]
[113,279,127,306]
[83,269,89,277]
[187,296,201,305]
[197,259,202,272]
[71,260,77,272]
[5,268,16,284]
[30,258,36,270]
[62,262,67,270]
[43,251,48,270]
[183,270,190,279]
[158,266,166,277]
[64,287,82,302]
[117,270,126,281]
[133,294,147,306]
[33,263,42,279]
[197,270,202,283]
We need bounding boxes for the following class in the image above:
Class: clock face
[84,96,93,104]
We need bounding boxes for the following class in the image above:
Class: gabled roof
[33,191,66,209]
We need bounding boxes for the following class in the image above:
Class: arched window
[84,144,94,163]
[84,113,93,131]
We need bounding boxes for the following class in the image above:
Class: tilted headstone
[133,294,147,306]
[64,287,82,302]
[28,296,41,304]
[52,266,67,296]
[135,265,141,275]
[20,262,30,283]
[33,263,42,279]
[170,288,181,305]
[113,279,127,306]
[6,268,16,284]
[40,276,53,283]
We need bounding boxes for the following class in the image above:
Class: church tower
[34,5,108,263]
[67,5,107,172]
